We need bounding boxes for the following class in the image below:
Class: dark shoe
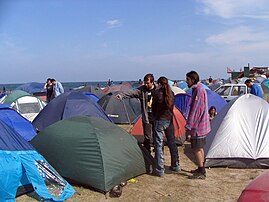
[152,171,164,177]
[190,168,199,174]
[188,172,206,180]
[190,168,206,176]
[169,165,181,172]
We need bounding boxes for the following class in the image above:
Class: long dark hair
[157,76,173,108]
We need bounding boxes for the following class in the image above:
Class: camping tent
[33,91,112,132]
[204,89,227,112]
[205,94,269,168]
[98,91,141,124]
[15,82,45,94]
[177,81,188,90]
[74,84,105,98]
[0,104,36,141]
[31,116,146,192]
[82,92,100,102]
[131,107,186,145]
[261,79,269,102]
[0,90,46,122]
[0,120,75,201]
[174,93,192,119]
[175,88,227,119]
[15,82,47,101]
[187,88,227,113]
[170,86,186,95]
[104,82,133,94]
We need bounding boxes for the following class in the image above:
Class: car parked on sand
[214,84,248,102]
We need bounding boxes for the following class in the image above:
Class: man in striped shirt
[185,71,211,179]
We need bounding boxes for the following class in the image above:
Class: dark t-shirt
[46,85,53,102]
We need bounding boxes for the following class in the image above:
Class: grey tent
[98,91,141,124]
[74,84,105,98]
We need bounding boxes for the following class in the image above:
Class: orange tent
[131,107,186,145]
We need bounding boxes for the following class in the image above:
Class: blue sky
[1,0,269,84]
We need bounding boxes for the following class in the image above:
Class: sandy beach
[16,125,266,202]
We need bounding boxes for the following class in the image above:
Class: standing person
[51,78,64,99]
[152,76,180,177]
[185,71,211,179]
[44,78,53,102]
[107,79,111,87]
[116,73,156,154]
[244,79,263,98]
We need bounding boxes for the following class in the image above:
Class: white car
[214,84,248,102]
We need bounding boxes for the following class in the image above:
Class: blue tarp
[0,104,36,141]
[0,120,75,201]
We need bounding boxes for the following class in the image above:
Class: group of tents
[0,84,150,200]
[1,80,269,200]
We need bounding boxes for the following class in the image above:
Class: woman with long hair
[152,76,180,177]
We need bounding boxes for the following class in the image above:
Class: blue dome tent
[176,87,227,118]
[174,94,192,119]
[0,104,36,141]
[33,91,112,132]
[0,120,75,201]
[15,82,45,94]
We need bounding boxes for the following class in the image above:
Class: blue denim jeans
[165,121,180,169]
[154,119,179,175]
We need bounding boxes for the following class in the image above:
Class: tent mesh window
[34,160,66,199]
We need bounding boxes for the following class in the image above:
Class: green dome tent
[31,116,146,192]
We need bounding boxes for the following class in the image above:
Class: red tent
[131,107,186,145]
[238,170,269,202]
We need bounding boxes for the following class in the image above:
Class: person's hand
[185,129,191,142]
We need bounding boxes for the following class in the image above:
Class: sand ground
[17,125,266,202]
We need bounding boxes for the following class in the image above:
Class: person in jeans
[152,76,180,177]
[185,71,211,179]
[116,74,156,154]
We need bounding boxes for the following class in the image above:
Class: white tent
[170,86,185,95]
[205,94,269,168]
[0,90,46,122]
